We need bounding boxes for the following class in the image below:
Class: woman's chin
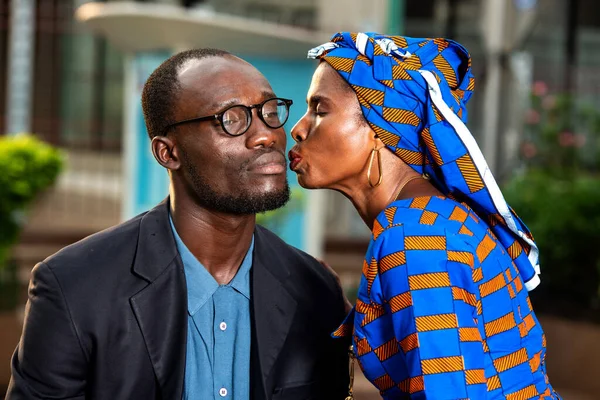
[296,173,319,190]
[297,175,335,191]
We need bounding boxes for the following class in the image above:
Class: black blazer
[6,200,350,400]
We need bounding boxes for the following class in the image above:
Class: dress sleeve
[368,224,487,399]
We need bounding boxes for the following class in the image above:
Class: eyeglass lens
[221,98,289,135]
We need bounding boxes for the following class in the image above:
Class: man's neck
[170,196,255,285]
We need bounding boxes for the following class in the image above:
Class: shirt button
[219,387,228,397]
[219,322,227,331]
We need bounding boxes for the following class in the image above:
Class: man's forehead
[177,56,264,86]
[176,56,273,109]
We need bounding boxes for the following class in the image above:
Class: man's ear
[151,136,181,171]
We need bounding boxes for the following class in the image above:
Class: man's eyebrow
[208,98,240,114]
[262,90,277,99]
[209,91,278,113]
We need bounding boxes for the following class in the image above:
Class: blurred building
[2,0,127,265]
[2,0,600,251]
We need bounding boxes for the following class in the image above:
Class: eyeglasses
[164,97,293,136]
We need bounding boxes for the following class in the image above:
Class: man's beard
[180,149,290,215]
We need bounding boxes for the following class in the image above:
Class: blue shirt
[170,217,253,400]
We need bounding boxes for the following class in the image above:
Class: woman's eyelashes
[315,104,327,117]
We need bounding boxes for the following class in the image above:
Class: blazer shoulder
[43,211,147,271]
[255,225,340,294]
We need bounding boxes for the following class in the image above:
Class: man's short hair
[141,48,232,139]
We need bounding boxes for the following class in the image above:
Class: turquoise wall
[124,52,171,219]
[243,56,315,249]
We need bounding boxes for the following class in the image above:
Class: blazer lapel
[129,199,188,400]
[251,227,298,398]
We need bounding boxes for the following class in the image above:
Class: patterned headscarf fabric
[308,32,541,290]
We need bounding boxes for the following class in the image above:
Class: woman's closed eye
[314,105,327,117]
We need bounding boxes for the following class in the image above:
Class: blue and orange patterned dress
[335,196,559,399]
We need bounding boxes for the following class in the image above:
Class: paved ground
[1,373,593,399]
[351,369,594,400]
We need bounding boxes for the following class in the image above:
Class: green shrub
[0,134,64,268]
[505,81,600,320]
[503,170,600,314]
[520,82,600,174]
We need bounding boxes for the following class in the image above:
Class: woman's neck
[334,161,442,230]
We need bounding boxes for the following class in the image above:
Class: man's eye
[222,118,238,126]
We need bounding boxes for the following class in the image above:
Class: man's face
[170,56,289,214]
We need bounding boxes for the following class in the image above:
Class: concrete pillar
[5,0,36,134]
[480,0,509,174]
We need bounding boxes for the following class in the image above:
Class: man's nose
[246,109,283,149]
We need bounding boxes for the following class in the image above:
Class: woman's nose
[290,114,309,143]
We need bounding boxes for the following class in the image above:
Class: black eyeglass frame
[163,97,294,136]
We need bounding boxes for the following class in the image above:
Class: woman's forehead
[308,63,353,101]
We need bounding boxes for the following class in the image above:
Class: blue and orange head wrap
[309,32,540,290]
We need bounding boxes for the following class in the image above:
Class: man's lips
[288,149,303,171]
[247,152,287,175]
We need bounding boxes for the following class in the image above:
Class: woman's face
[289,62,374,190]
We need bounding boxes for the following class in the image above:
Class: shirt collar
[169,215,253,315]
[229,235,254,299]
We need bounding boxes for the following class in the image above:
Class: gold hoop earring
[367,145,383,188]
